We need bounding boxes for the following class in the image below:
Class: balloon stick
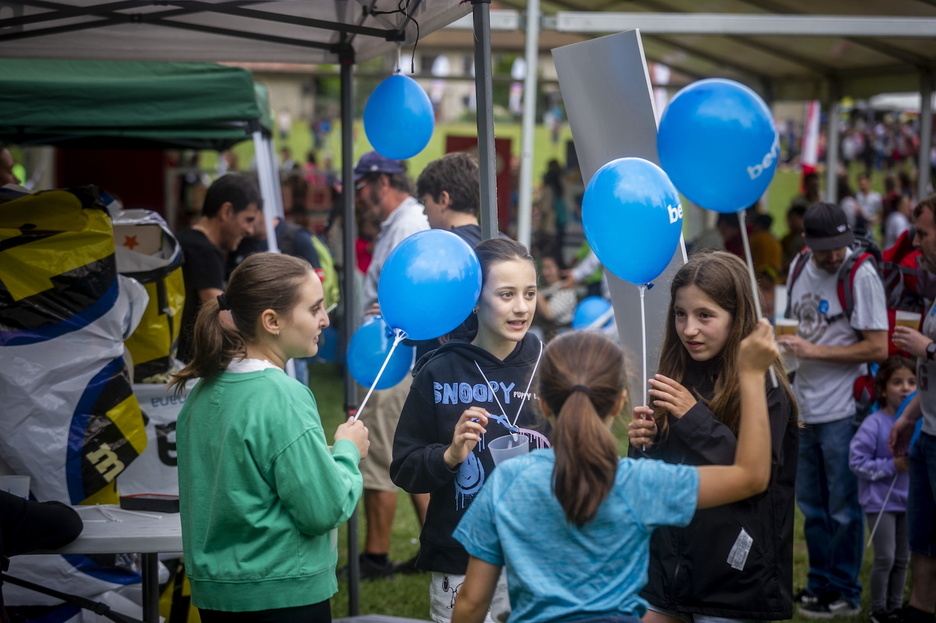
[866,473,900,548]
[640,284,648,452]
[354,328,406,421]
[737,209,779,389]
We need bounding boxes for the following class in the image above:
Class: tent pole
[338,36,362,618]
[516,0,540,251]
[473,0,498,241]
[252,131,281,253]
[267,138,286,220]
[824,81,841,204]
[919,71,933,201]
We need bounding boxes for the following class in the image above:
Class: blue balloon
[582,157,682,285]
[572,296,613,330]
[364,74,434,160]
[658,78,779,213]
[378,229,482,340]
[314,326,339,363]
[347,316,415,390]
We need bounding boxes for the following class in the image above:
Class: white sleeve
[850,260,888,332]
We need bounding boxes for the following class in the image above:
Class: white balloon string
[354,328,407,421]
[738,209,778,389]
[640,284,648,452]
[866,473,900,548]
[396,43,403,74]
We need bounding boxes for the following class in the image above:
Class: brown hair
[416,152,480,216]
[874,355,915,401]
[655,251,796,437]
[168,253,313,394]
[913,194,936,221]
[539,331,626,526]
[449,237,536,342]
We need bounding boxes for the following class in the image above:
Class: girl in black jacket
[391,238,548,623]
[628,251,799,622]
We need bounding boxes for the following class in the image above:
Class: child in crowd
[451,322,779,623]
[849,356,915,623]
[170,253,369,623]
[628,250,799,623]
[391,238,549,623]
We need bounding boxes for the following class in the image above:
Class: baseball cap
[803,202,854,251]
[353,151,405,181]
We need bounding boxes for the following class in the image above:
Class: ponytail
[168,252,314,395]
[539,332,627,527]
[168,298,245,395]
[552,389,619,526]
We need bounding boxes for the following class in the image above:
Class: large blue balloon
[364,74,434,160]
[581,157,682,285]
[572,296,614,330]
[658,78,779,214]
[378,229,481,340]
[347,316,415,390]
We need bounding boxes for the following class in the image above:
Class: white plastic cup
[896,310,922,329]
[488,435,529,465]
[775,318,799,336]
[0,475,30,499]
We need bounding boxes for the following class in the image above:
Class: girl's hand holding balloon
[445,407,489,469]
[628,406,658,450]
[739,319,779,373]
[335,417,370,460]
[648,375,696,419]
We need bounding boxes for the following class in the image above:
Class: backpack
[785,234,882,420]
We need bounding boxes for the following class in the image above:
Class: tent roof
[0,60,273,149]
[0,1,468,65]
[487,1,936,101]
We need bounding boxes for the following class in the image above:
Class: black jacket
[390,333,549,573]
[630,358,798,620]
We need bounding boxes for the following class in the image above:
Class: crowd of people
[3,139,936,623]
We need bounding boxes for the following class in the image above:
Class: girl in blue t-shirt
[451,320,779,623]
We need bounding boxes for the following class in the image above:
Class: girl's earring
[274,331,280,338]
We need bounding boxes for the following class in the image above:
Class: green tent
[0,59,272,150]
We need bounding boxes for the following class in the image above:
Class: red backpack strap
[837,251,875,336]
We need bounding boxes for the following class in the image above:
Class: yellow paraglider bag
[114,209,184,383]
[0,186,147,504]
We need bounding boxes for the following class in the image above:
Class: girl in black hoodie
[628,251,798,622]
[391,237,548,623]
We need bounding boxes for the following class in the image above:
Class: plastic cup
[488,435,529,465]
[775,318,798,336]
[0,475,30,499]
[896,310,922,329]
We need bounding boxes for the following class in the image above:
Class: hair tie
[571,384,590,395]
[217,293,230,311]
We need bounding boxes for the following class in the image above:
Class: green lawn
[309,362,886,622]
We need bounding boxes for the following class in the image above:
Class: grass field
[308,362,883,623]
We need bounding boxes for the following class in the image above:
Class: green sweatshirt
[177,368,362,611]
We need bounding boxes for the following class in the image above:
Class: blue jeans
[908,432,936,557]
[796,417,864,601]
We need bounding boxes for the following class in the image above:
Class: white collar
[227,358,282,374]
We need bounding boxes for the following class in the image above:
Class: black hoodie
[391,332,549,573]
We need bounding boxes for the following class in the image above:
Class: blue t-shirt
[453,450,698,623]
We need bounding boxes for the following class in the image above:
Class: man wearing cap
[888,194,936,623]
[778,202,888,618]
[353,151,430,579]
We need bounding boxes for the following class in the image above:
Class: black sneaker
[795,589,822,608]
[827,597,861,617]
[871,611,889,623]
[358,554,398,580]
[890,606,936,623]
[799,600,835,619]
[395,554,424,575]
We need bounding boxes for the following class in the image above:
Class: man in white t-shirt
[889,195,936,623]
[778,202,889,618]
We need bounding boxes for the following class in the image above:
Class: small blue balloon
[572,296,613,330]
[314,326,339,363]
[347,317,415,390]
[378,229,482,340]
[658,78,779,213]
[364,74,434,160]
[582,157,683,285]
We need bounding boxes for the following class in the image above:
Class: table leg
[142,553,158,623]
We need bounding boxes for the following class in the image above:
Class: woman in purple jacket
[849,356,917,623]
